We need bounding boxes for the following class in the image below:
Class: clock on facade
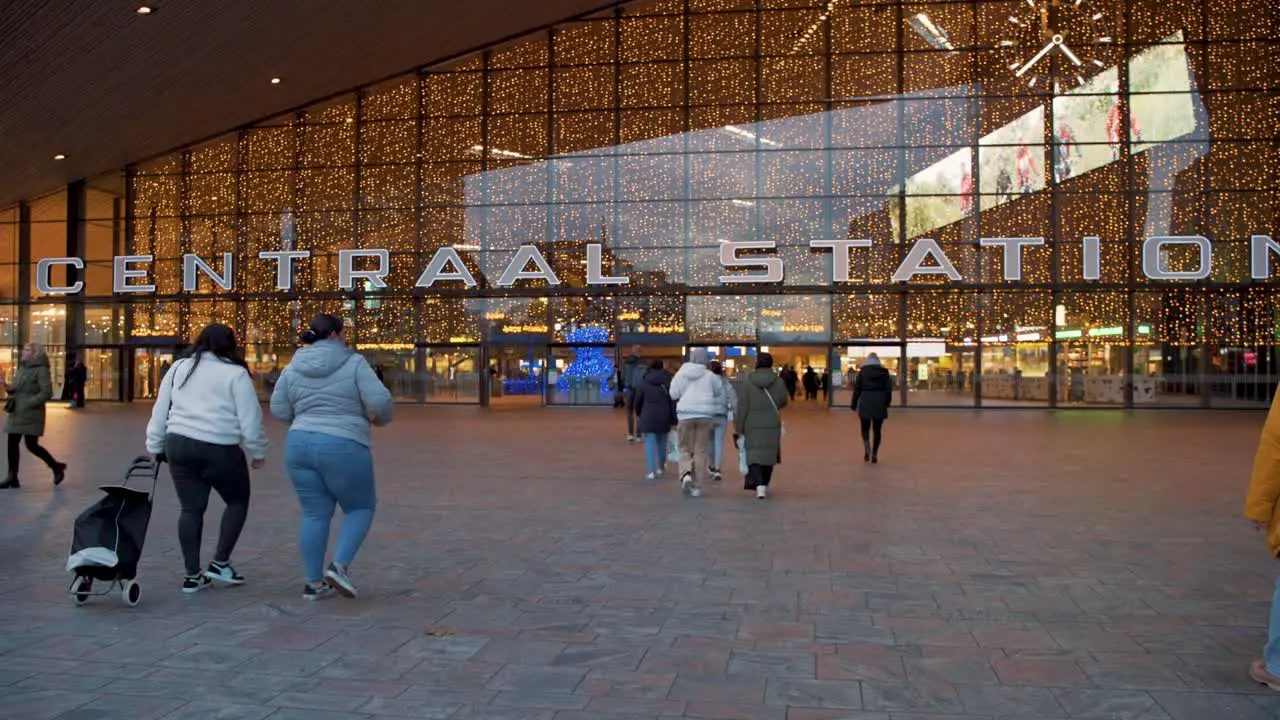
[998,0,1113,92]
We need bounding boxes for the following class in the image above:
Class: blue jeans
[284,430,377,583]
[1268,573,1280,673]
[711,418,728,470]
[643,431,669,475]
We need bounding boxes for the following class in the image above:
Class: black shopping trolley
[65,455,161,607]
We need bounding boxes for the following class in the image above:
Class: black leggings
[7,433,59,476]
[165,434,251,576]
[859,417,885,457]
[746,464,775,488]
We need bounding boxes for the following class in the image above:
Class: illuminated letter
[416,247,478,288]
[1251,235,1280,280]
[183,253,234,292]
[586,243,628,286]
[113,255,155,293]
[979,237,1043,281]
[809,239,872,283]
[719,240,784,284]
[1082,235,1101,281]
[1142,235,1211,280]
[258,250,311,291]
[35,257,84,294]
[338,249,390,290]
[496,245,560,287]
[891,238,961,282]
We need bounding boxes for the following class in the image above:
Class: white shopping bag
[736,435,748,476]
[667,433,681,463]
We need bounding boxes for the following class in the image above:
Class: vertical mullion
[351,94,364,346]
[894,0,908,408]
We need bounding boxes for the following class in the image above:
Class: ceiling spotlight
[136,5,153,14]
[53,154,66,161]
[270,77,281,85]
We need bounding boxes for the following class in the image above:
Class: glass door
[131,346,178,400]
[547,344,616,406]
[420,346,481,404]
[82,348,121,402]
[487,343,547,406]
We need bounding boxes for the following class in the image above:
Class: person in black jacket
[631,360,676,480]
[852,354,893,464]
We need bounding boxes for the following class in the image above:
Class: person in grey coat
[734,352,788,500]
[270,314,394,601]
[852,353,893,464]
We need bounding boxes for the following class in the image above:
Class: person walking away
[782,366,798,401]
[621,345,644,442]
[145,324,266,592]
[735,352,788,500]
[820,368,830,403]
[64,355,87,408]
[852,353,893,464]
[707,360,737,482]
[632,359,675,480]
[271,314,394,600]
[669,348,723,498]
[802,366,819,401]
[1,343,66,489]
[1245,388,1280,689]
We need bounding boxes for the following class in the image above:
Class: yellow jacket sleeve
[1245,391,1280,523]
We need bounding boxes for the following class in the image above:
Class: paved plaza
[0,402,1278,719]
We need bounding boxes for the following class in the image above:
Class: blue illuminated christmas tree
[557,328,614,394]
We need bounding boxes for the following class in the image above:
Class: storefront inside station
[0,0,1275,409]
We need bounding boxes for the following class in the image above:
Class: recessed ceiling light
[270,77,281,85]
[136,5,153,14]
[53,154,66,161]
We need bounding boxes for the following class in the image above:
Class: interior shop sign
[32,235,1280,295]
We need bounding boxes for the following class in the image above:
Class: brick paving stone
[0,406,1278,719]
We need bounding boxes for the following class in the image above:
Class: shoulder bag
[762,382,786,437]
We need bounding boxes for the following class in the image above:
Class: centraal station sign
[34,234,1280,295]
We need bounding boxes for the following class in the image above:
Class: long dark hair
[179,323,248,388]
[300,313,343,345]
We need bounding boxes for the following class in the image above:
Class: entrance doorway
[832,341,906,409]
[80,347,122,402]
[131,345,180,400]
[487,343,546,406]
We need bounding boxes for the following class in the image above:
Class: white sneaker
[645,471,657,480]
[690,487,701,498]
[680,473,694,495]
[756,485,768,500]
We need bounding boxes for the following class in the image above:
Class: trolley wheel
[72,576,92,605]
[122,580,141,607]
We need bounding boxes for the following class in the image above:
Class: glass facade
[2,0,1277,407]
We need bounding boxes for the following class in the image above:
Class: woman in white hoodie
[146,324,267,594]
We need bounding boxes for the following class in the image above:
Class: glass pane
[423,347,481,404]
[549,345,617,406]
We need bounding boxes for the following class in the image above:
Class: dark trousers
[165,434,251,576]
[7,433,59,476]
[746,463,775,488]
[859,417,885,457]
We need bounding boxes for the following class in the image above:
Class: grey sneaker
[303,583,335,601]
[324,563,359,598]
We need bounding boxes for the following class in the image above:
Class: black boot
[52,463,67,486]
[863,441,871,463]
[0,474,19,489]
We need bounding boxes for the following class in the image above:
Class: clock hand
[1058,42,1084,66]
[1015,41,1056,77]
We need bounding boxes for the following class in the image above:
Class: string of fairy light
[120,0,1280,356]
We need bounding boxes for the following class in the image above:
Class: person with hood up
[802,366,819,401]
[621,345,644,442]
[734,352,788,500]
[1245,388,1280,690]
[270,314,394,601]
[1,343,66,489]
[668,348,724,498]
[707,360,737,483]
[631,359,675,480]
[852,353,893,464]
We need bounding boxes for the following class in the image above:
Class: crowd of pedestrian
[617,345,893,500]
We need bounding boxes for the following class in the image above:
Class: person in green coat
[734,351,788,500]
[1,343,66,489]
